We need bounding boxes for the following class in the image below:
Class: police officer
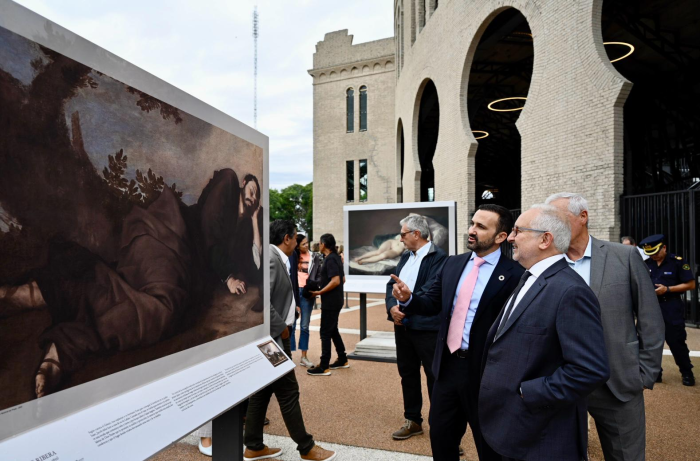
[640,234,696,386]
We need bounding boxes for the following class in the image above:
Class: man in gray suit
[547,193,665,461]
[244,220,336,461]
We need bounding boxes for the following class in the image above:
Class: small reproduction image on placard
[257,340,288,367]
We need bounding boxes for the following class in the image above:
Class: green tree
[269,182,313,240]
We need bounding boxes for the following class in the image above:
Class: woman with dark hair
[307,233,348,376]
[290,234,315,368]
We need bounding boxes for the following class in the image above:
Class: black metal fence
[620,190,699,325]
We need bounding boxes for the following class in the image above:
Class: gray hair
[545,192,589,228]
[528,204,571,253]
[400,215,430,240]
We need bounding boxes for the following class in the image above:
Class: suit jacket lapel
[493,258,567,342]
[472,253,514,325]
[271,245,294,292]
[589,237,607,297]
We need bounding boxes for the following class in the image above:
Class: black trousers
[319,308,346,369]
[394,325,437,425]
[429,351,501,461]
[244,337,315,455]
[663,321,693,374]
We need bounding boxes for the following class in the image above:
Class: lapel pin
[498,275,505,281]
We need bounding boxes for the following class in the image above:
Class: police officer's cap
[640,234,664,255]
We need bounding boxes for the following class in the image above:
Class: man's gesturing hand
[390,274,412,302]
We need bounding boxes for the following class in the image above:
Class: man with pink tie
[392,205,524,461]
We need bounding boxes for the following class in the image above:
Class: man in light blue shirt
[390,205,524,461]
[563,235,592,285]
[451,248,501,349]
[385,215,447,441]
[547,192,664,461]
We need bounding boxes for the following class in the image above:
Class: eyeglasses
[400,230,417,238]
[511,226,548,236]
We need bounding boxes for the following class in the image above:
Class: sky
[13,0,395,191]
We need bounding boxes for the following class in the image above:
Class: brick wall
[312,0,628,250]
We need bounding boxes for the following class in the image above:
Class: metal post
[360,293,367,340]
[213,402,244,461]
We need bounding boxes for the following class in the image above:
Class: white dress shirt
[500,254,565,326]
[398,242,431,292]
[564,236,592,286]
[272,245,296,326]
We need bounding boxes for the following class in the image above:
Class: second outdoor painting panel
[346,203,456,276]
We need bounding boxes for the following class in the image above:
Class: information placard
[0,338,293,460]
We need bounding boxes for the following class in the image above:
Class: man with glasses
[479,204,609,461]
[547,193,664,461]
[385,215,447,441]
[391,204,523,461]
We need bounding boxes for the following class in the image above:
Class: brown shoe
[392,419,423,440]
[300,444,336,460]
[243,445,282,460]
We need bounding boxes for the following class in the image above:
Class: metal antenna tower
[253,6,259,129]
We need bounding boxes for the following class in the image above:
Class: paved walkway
[161,434,432,460]
[153,294,700,461]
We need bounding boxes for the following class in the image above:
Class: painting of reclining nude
[345,203,456,276]
[0,23,264,412]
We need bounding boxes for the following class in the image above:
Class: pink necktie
[447,256,486,353]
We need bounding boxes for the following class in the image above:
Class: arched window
[359,86,368,131]
[346,88,354,133]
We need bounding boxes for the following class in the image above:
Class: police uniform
[640,234,695,384]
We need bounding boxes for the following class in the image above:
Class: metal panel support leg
[360,293,367,340]
[213,403,244,461]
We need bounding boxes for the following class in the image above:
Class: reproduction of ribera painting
[0,21,265,415]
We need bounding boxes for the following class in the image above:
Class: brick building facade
[311,0,632,250]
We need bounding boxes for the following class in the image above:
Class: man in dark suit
[479,204,610,461]
[385,215,447,440]
[391,204,523,461]
[547,193,664,460]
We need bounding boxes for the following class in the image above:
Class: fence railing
[620,190,699,325]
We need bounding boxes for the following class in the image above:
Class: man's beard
[467,233,496,253]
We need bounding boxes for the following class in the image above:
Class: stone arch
[577,0,630,101]
[351,66,359,76]
[319,73,327,82]
[362,65,370,74]
[340,68,348,78]
[396,118,405,202]
[374,62,383,71]
[329,71,337,79]
[463,7,535,210]
[412,78,440,202]
[385,61,394,70]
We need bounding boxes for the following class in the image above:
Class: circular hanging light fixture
[472,130,489,140]
[487,97,527,112]
[604,42,635,63]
